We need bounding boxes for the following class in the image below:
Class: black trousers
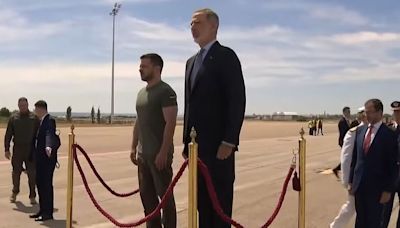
[334,163,341,171]
[198,153,235,228]
[355,186,386,228]
[382,188,400,228]
[36,155,56,217]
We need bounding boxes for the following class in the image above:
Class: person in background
[30,100,59,222]
[317,118,324,136]
[330,107,366,228]
[4,97,39,204]
[382,100,400,227]
[332,106,351,178]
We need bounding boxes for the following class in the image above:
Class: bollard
[188,127,198,228]
[66,125,75,228]
[298,128,306,228]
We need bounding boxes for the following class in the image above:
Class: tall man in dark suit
[349,99,398,228]
[382,100,400,227]
[333,106,351,178]
[30,100,58,221]
[182,8,246,228]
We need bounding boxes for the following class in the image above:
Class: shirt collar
[369,120,382,129]
[200,39,217,60]
[41,113,49,122]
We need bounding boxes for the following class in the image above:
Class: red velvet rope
[197,159,245,228]
[72,143,295,228]
[261,166,295,228]
[73,144,139,197]
[198,159,295,228]
[73,144,188,227]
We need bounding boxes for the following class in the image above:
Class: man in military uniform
[382,100,400,227]
[330,107,366,228]
[4,97,39,204]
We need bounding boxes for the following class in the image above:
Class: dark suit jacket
[338,117,350,147]
[395,125,400,152]
[349,123,398,194]
[35,114,58,160]
[183,41,246,160]
[392,125,400,172]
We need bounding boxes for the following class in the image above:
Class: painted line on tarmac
[0,145,186,165]
[0,150,130,165]
[0,136,285,166]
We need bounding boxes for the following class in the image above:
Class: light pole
[109,2,121,124]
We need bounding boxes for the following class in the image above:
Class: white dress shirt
[363,121,383,147]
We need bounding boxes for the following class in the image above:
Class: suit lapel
[190,41,219,94]
[345,118,350,127]
[368,124,383,153]
[39,115,49,136]
[185,56,196,93]
[358,125,368,156]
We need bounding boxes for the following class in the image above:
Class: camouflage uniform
[4,111,39,199]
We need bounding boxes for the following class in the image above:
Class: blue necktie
[190,48,205,89]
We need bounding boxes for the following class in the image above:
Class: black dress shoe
[34,215,53,222]
[332,168,339,179]
[29,213,41,219]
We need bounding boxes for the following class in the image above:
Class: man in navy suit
[349,99,398,228]
[29,100,59,222]
[333,106,351,178]
[182,8,246,228]
[382,100,400,227]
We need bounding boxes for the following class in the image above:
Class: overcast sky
[1,0,399,115]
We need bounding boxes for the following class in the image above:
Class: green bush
[0,107,11,117]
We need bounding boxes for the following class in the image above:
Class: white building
[271,112,298,121]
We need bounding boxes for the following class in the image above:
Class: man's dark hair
[365,99,383,112]
[34,100,47,110]
[140,53,164,73]
[18,97,28,103]
[342,106,350,113]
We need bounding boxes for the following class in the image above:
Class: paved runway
[0,121,397,227]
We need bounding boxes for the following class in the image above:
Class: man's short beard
[142,73,154,82]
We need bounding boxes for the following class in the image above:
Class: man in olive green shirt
[4,97,39,204]
[130,53,177,228]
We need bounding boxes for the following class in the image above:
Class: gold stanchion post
[298,128,306,228]
[188,127,198,228]
[66,125,75,228]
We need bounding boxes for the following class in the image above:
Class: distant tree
[91,106,95,124]
[0,107,11,117]
[97,108,101,124]
[66,106,72,122]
